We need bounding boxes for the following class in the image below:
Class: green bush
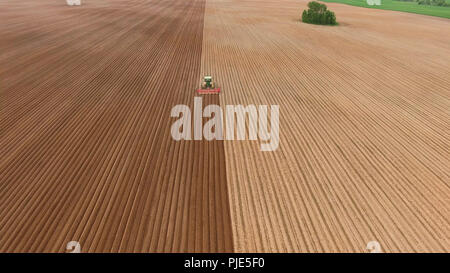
[302,1,337,25]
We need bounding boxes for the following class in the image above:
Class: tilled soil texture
[201,0,450,252]
[0,0,233,252]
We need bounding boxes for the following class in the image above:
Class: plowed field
[202,0,449,252]
[0,0,449,253]
[0,0,233,252]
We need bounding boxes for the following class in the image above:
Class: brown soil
[0,0,233,252]
[201,0,449,252]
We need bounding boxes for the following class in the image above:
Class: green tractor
[201,76,215,89]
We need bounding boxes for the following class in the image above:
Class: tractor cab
[202,76,214,89]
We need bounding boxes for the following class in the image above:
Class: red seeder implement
[196,88,221,94]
